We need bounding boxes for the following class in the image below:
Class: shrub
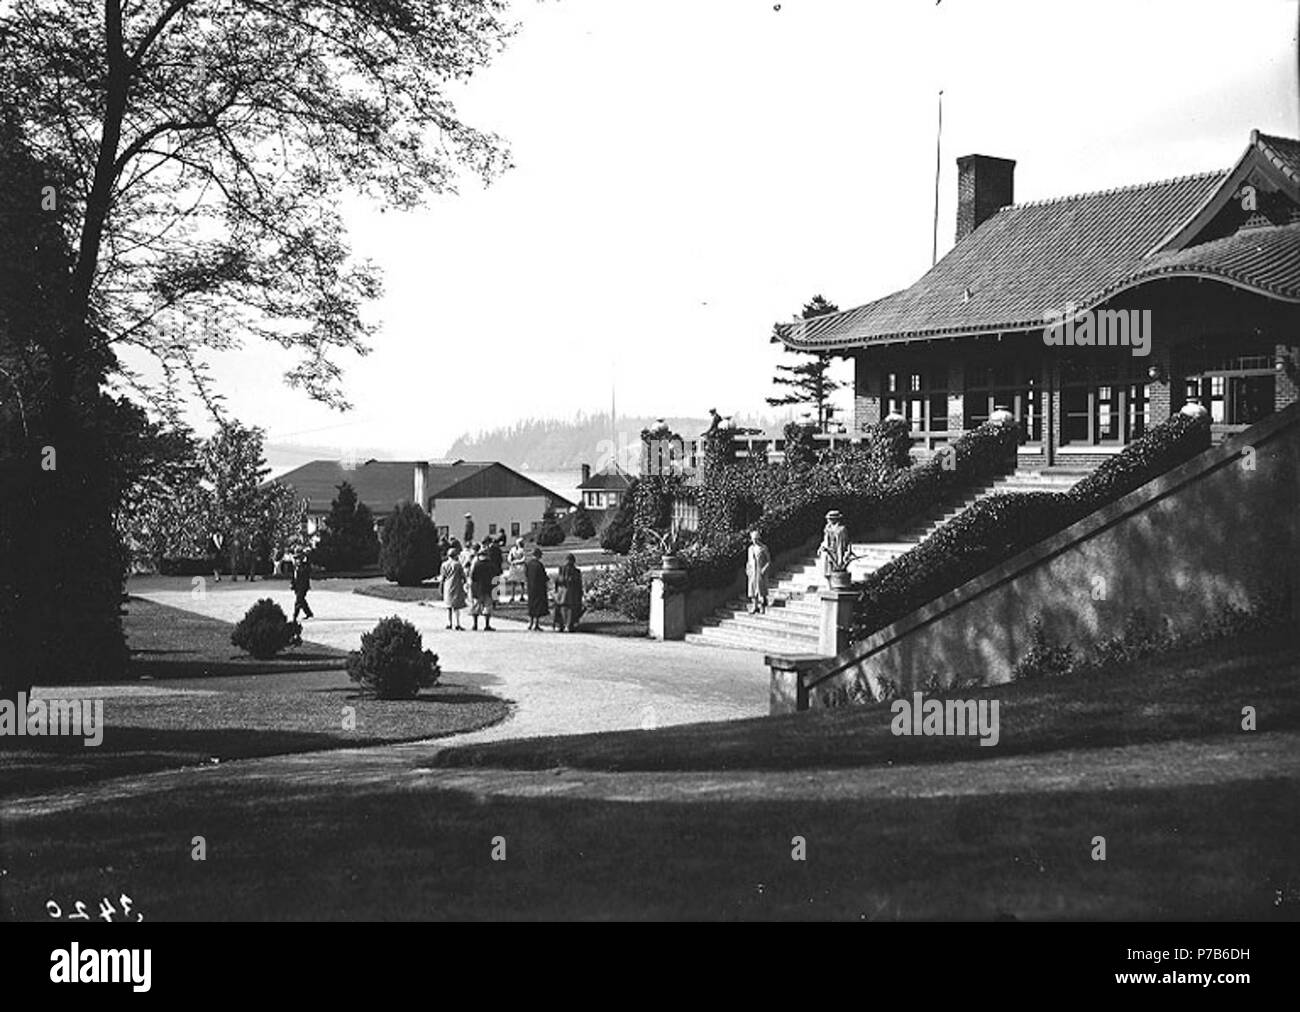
[347,616,440,699]
[1011,620,1077,680]
[615,580,652,621]
[536,507,566,546]
[601,487,637,554]
[584,550,657,611]
[870,414,914,470]
[571,504,597,539]
[230,598,300,659]
[782,421,818,469]
[379,502,440,586]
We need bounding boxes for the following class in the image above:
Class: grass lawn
[433,630,1300,772]
[1,629,1295,919]
[0,598,509,798]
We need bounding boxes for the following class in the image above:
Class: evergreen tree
[571,504,597,540]
[600,485,637,555]
[379,503,440,587]
[314,481,379,571]
[536,506,566,547]
[767,295,843,430]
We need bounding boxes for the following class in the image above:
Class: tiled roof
[1110,222,1300,301]
[276,459,490,514]
[779,129,1300,352]
[579,469,633,491]
[780,172,1227,350]
[1257,131,1300,188]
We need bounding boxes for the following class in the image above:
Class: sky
[121,0,1300,468]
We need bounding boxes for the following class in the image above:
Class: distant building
[576,462,632,511]
[278,458,573,542]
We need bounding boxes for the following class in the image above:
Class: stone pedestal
[819,588,858,657]
[766,653,822,714]
[649,568,688,640]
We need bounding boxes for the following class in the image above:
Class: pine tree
[767,295,843,430]
[536,506,566,547]
[571,504,597,540]
[314,481,378,571]
[379,503,440,587]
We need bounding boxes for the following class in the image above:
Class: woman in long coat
[553,554,584,632]
[745,530,771,613]
[439,549,468,631]
[523,548,550,631]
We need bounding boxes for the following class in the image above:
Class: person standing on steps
[746,529,771,614]
[523,547,550,631]
[291,553,314,623]
[439,548,468,631]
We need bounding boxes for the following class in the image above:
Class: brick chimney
[581,463,591,485]
[956,154,1015,243]
[413,461,428,511]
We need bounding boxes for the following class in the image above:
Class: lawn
[432,630,1300,772]
[1,628,1295,919]
[0,598,509,798]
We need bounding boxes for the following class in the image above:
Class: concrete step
[701,611,819,636]
[684,627,821,654]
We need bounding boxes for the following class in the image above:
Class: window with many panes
[884,368,948,443]
[1182,341,1276,426]
[1060,360,1149,446]
[964,359,1043,443]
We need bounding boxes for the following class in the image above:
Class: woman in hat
[439,548,468,630]
[505,537,527,602]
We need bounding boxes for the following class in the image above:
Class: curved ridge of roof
[1003,169,1228,212]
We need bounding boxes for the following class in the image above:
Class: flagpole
[932,88,943,267]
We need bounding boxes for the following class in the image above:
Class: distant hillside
[444,412,783,471]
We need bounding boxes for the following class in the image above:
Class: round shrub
[230,598,300,659]
[615,579,651,622]
[346,616,441,699]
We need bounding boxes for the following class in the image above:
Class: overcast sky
[126,0,1300,465]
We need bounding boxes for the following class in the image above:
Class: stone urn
[1179,401,1209,420]
[827,569,853,590]
[660,553,685,571]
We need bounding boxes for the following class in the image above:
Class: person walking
[463,513,475,544]
[470,550,497,632]
[291,553,314,623]
[554,553,584,632]
[209,530,225,582]
[439,548,468,631]
[523,547,550,631]
[746,529,771,613]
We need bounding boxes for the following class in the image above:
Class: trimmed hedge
[852,411,1212,641]
[679,418,1020,593]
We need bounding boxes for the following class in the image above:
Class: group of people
[437,527,584,633]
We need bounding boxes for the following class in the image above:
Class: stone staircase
[683,466,1086,655]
